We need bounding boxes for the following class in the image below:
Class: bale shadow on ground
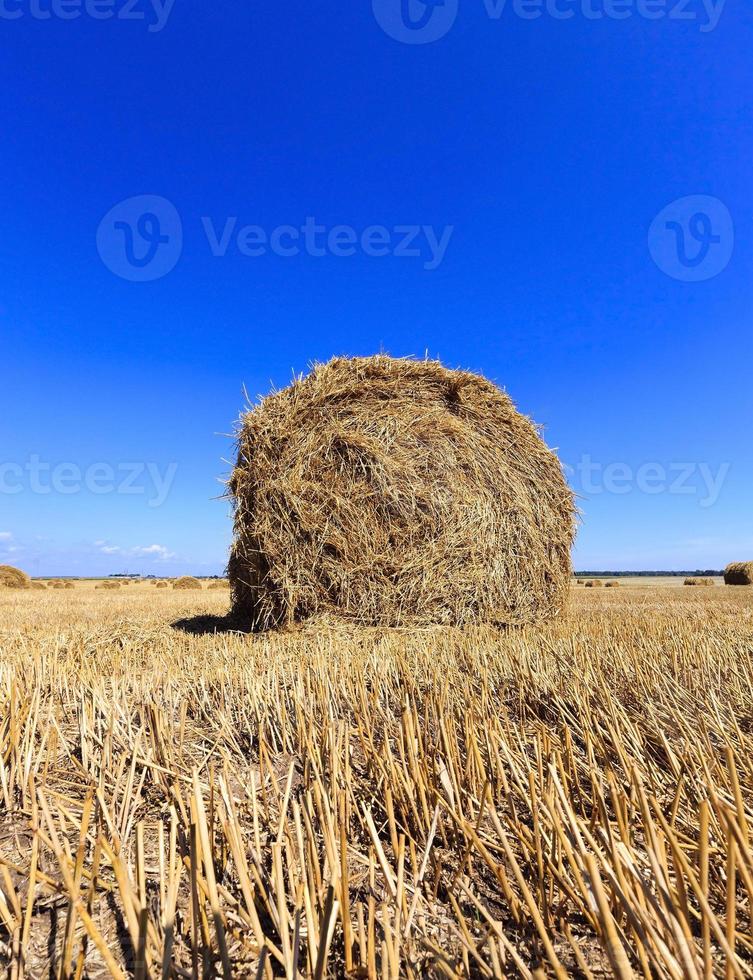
[171,613,255,636]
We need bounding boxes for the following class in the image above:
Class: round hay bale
[685,577,715,587]
[31,581,47,590]
[0,565,31,589]
[229,355,575,629]
[173,576,202,590]
[96,581,121,590]
[724,562,753,586]
[156,581,169,588]
[604,581,620,588]
[63,581,75,589]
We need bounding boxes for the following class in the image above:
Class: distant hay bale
[173,576,202,590]
[0,565,31,589]
[208,581,229,590]
[50,582,65,590]
[96,581,121,590]
[584,580,602,588]
[229,355,576,630]
[31,582,46,590]
[685,577,715,587]
[724,562,753,586]
[64,582,75,589]
[605,581,620,588]
[156,581,169,588]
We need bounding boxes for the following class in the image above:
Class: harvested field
[1,583,752,978]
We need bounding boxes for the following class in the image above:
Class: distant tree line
[575,570,723,578]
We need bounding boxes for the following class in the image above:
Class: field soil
[1,581,752,977]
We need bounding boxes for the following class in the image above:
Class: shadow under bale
[228,355,575,631]
[171,613,254,636]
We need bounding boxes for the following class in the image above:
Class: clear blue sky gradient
[2,1,751,576]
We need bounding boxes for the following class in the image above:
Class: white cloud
[131,544,175,561]
[0,532,12,541]
[93,541,175,562]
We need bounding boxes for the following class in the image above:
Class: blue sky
[1,0,751,576]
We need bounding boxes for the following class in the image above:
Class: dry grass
[1,584,752,978]
[230,356,575,631]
